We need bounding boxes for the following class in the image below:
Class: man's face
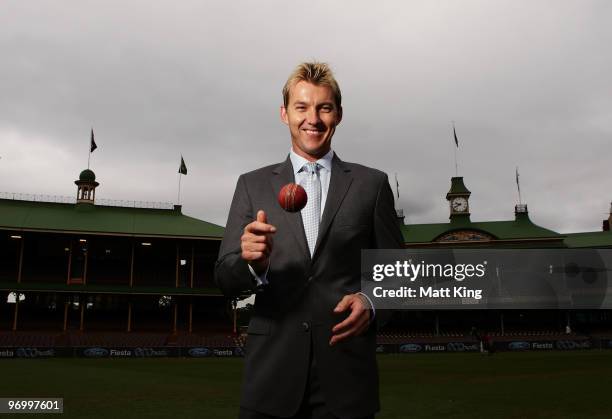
[281,81,342,161]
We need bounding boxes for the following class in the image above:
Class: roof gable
[402,216,562,244]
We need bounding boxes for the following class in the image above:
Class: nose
[305,108,321,125]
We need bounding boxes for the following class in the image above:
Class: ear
[280,106,289,125]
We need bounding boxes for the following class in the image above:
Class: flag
[453,126,459,148]
[178,156,187,175]
[90,129,97,152]
[515,167,520,193]
[395,173,400,199]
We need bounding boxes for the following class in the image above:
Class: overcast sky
[1,0,610,233]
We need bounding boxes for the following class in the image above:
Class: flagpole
[88,127,94,169]
[452,121,458,176]
[177,155,187,205]
[178,172,182,205]
[87,132,91,169]
[516,166,522,205]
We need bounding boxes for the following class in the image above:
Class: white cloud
[1,0,611,232]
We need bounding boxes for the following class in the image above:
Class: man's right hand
[241,210,276,275]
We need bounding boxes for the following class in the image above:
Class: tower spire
[75,169,99,204]
[446,176,471,222]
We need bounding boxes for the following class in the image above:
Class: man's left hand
[329,294,371,346]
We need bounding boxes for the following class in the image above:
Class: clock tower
[446,176,471,222]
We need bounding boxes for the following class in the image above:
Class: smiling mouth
[303,129,323,135]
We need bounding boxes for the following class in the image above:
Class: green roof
[446,177,471,197]
[563,231,612,248]
[79,169,96,182]
[402,213,562,244]
[0,199,224,239]
[0,281,221,296]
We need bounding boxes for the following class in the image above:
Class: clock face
[451,197,468,212]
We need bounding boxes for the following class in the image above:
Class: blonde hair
[282,62,342,109]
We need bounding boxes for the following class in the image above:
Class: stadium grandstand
[0,169,240,357]
[1,172,611,357]
[382,177,612,352]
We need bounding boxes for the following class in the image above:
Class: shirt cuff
[357,291,375,321]
[247,262,269,287]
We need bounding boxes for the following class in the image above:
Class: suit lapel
[313,154,352,261]
[271,156,311,262]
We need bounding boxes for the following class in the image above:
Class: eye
[320,106,333,112]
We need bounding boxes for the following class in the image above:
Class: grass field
[2,351,612,418]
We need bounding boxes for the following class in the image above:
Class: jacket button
[302,321,310,332]
[307,276,313,282]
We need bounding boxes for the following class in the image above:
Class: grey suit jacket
[215,153,404,418]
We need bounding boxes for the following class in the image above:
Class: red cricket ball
[278,183,308,212]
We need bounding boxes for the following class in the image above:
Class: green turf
[1,352,611,418]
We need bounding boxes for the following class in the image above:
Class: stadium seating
[0,328,596,349]
[0,331,57,347]
[0,331,241,348]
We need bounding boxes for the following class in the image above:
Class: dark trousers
[238,335,374,419]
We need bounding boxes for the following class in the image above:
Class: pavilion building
[393,176,612,337]
[0,169,226,336]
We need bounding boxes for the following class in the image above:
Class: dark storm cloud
[1,0,611,233]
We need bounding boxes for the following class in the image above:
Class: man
[215,62,404,419]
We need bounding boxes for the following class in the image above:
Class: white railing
[0,192,174,210]
[96,198,174,209]
[0,192,76,203]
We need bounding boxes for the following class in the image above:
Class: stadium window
[47,295,57,311]
[159,295,172,308]
[6,292,26,304]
